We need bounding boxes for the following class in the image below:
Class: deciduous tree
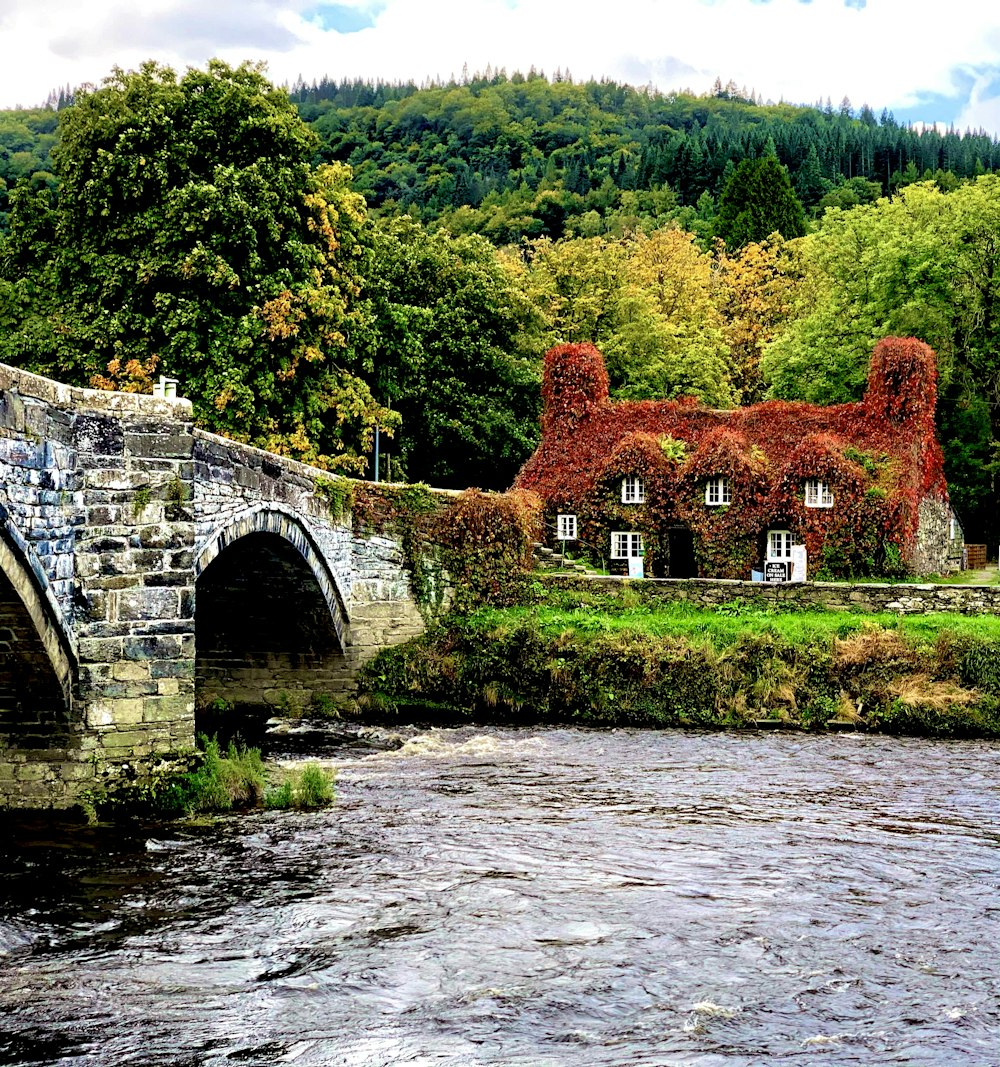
[714,234,801,403]
[360,216,542,488]
[522,229,734,407]
[1,60,393,471]
[761,178,1000,542]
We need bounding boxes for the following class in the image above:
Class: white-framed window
[611,531,644,559]
[705,476,733,506]
[557,513,578,541]
[621,475,645,504]
[804,478,834,508]
[767,529,793,561]
[949,511,959,541]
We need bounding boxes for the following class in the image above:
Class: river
[1,728,998,1066]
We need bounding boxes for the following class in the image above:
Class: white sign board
[627,556,645,579]
[790,545,808,582]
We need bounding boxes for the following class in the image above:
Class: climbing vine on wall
[434,488,543,607]
[351,482,542,608]
[352,482,443,607]
[314,476,355,522]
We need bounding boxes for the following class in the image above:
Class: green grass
[188,737,267,812]
[463,597,1000,650]
[265,762,336,809]
[931,567,1000,586]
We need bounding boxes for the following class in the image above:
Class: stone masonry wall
[548,572,1000,614]
[913,495,959,576]
[347,531,429,680]
[0,363,196,808]
[193,433,445,709]
[74,404,197,779]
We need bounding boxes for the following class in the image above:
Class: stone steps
[531,542,590,574]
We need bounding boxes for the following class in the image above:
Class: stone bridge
[0,363,442,808]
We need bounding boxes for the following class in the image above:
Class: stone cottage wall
[913,495,962,576]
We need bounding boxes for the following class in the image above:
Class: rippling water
[1,728,999,1066]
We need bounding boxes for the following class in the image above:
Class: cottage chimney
[863,337,938,428]
[541,342,610,435]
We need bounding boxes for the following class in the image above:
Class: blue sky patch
[891,69,977,132]
[306,3,383,34]
[893,93,960,130]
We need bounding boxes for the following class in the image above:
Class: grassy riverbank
[356,582,1000,738]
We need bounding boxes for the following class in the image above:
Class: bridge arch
[0,510,76,748]
[195,505,349,647]
[194,506,352,718]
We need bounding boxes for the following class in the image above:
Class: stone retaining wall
[548,573,1000,614]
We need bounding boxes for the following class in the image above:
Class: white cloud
[955,70,1000,134]
[1,0,999,136]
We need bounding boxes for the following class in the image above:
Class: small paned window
[705,476,733,506]
[767,529,793,560]
[621,475,645,504]
[804,478,834,508]
[611,531,644,559]
[557,514,578,541]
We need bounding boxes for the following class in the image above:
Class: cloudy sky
[2,0,1000,134]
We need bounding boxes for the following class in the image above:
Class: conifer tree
[714,157,807,249]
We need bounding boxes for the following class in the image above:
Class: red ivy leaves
[541,342,610,435]
[352,483,543,606]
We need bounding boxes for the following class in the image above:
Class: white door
[767,529,792,562]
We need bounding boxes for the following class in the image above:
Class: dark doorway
[666,527,697,578]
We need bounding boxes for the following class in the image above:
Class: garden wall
[547,573,1000,615]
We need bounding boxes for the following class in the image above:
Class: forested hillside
[0,66,997,552]
[0,107,59,218]
[5,72,1000,240]
[294,72,1000,241]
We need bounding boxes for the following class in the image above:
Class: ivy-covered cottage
[514,337,962,580]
